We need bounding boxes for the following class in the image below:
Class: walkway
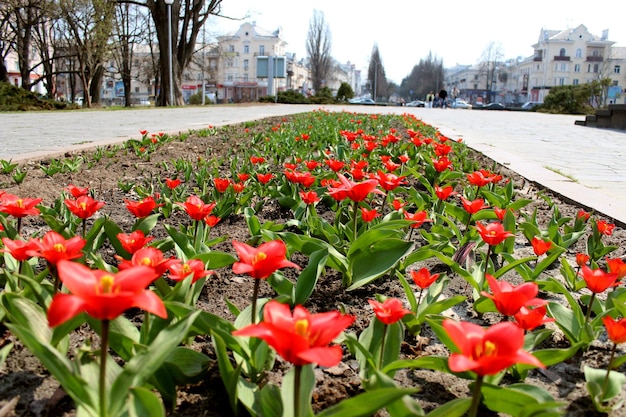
[1,104,625,224]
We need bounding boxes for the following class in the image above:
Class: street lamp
[164,0,174,106]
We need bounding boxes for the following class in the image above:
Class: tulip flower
[596,220,615,236]
[369,298,411,367]
[481,275,546,317]
[513,305,555,331]
[66,184,89,198]
[443,319,544,417]
[360,207,379,223]
[601,316,626,401]
[169,258,214,283]
[606,257,626,280]
[299,190,320,205]
[326,173,385,203]
[118,246,176,277]
[460,196,488,216]
[34,231,86,291]
[116,230,154,255]
[177,195,216,222]
[434,185,455,201]
[232,240,300,322]
[65,195,106,237]
[475,222,514,279]
[124,196,161,218]
[0,237,40,274]
[0,193,43,234]
[580,265,620,323]
[432,156,452,172]
[233,300,354,417]
[213,178,231,193]
[47,260,165,415]
[256,173,274,184]
[410,267,441,311]
[165,178,181,189]
[531,237,553,256]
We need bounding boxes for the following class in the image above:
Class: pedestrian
[439,89,448,109]
[427,92,434,108]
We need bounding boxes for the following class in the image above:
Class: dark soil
[0,114,625,417]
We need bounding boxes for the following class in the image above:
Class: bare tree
[479,41,504,103]
[367,44,387,101]
[306,9,332,93]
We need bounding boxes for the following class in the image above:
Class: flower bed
[0,110,625,417]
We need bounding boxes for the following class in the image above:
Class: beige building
[445,24,625,106]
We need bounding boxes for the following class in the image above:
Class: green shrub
[336,82,354,102]
[0,82,70,111]
[188,91,212,105]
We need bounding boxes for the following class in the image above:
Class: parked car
[349,98,376,105]
[406,100,425,107]
[482,102,506,110]
[521,101,541,110]
[452,99,472,109]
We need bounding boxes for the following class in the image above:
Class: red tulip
[0,193,42,218]
[434,185,455,200]
[0,237,40,261]
[327,173,385,203]
[596,220,615,236]
[214,178,231,193]
[580,265,619,293]
[64,195,105,220]
[177,195,216,221]
[116,230,154,254]
[475,222,514,246]
[410,268,440,289]
[169,259,214,283]
[513,306,554,331]
[432,156,452,172]
[531,237,553,256]
[299,190,320,205]
[232,240,300,280]
[47,260,165,326]
[204,215,221,227]
[466,171,492,187]
[118,246,177,277]
[232,300,354,367]
[443,319,544,376]
[256,173,274,184]
[404,210,430,228]
[360,207,379,223]
[603,316,626,344]
[66,184,89,198]
[606,257,626,279]
[34,231,86,265]
[125,196,161,218]
[460,197,488,215]
[372,170,406,192]
[481,275,546,316]
[324,158,345,172]
[368,298,411,325]
[165,178,181,189]
[576,253,590,267]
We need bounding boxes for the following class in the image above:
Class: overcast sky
[209,0,626,84]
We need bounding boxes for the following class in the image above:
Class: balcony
[586,56,603,62]
[533,56,543,62]
[553,56,571,61]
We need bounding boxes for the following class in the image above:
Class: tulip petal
[48,293,87,327]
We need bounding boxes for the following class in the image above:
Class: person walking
[427,92,434,108]
[438,89,448,109]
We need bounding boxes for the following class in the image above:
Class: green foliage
[336,82,354,102]
[540,80,610,114]
[188,91,213,105]
[0,82,70,111]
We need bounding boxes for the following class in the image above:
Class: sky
[209,0,626,84]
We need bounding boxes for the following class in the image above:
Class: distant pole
[164,0,174,106]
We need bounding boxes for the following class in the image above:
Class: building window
[615,65,621,74]
[227,75,233,81]
[259,45,265,55]
[574,64,580,72]
[559,48,566,57]
[228,45,235,52]
[558,78,565,86]
[587,64,591,72]
[135,87,140,93]
[473,83,478,89]
[243,59,249,70]
[243,74,248,81]
[573,79,579,85]
[244,45,249,54]
[575,48,582,58]
[593,64,599,73]
[561,63,567,71]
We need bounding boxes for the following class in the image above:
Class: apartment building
[444,24,625,106]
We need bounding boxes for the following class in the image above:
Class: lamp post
[164,0,174,106]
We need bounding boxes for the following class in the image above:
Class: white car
[452,99,472,109]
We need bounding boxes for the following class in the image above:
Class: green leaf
[128,386,165,417]
[425,398,472,417]
[281,365,315,417]
[294,249,328,305]
[481,383,563,417]
[317,387,418,417]
[133,213,161,234]
[347,237,414,290]
[584,365,626,404]
[194,250,237,269]
[366,370,424,417]
[164,224,195,260]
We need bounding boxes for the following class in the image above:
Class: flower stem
[294,365,302,417]
[251,278,261,324]
[601,342,618,401]
[352,200,359,241]
[82,218,87,239]
[100,319,110,417]
[584,293,596,324]
[483,245,492,281]
[379,325,388,368]
[468,375,484,417]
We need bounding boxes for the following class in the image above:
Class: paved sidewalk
[1,104,625,225]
